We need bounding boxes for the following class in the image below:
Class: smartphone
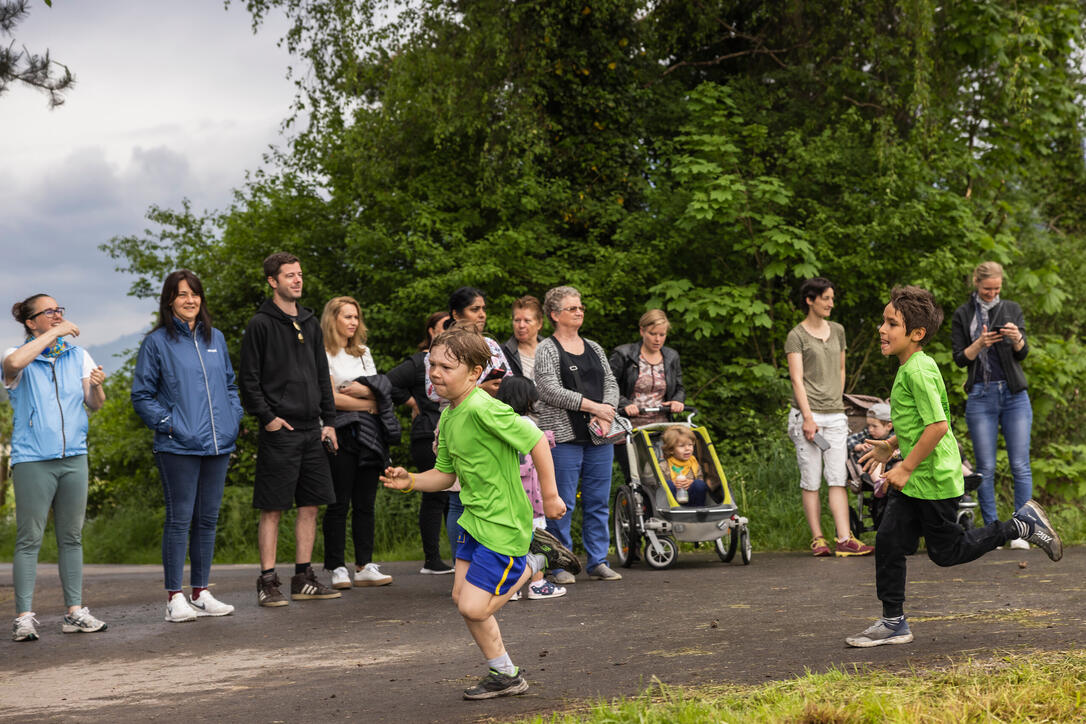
[483,366,507,382]
[322,436,337,455]
[812,432,831,451]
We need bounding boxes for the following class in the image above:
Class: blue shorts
[456,530,527,597]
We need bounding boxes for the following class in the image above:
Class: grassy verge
[528,649,1086,723]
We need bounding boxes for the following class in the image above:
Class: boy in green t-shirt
[381,328,580,698]
[848,286,1062,648]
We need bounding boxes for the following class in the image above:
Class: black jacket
[950,297,1030,393]
[501,335,543,377]
[608,342,685,410]
[333,374,402,463]
[386,350,440,442]
[239,299,336,429]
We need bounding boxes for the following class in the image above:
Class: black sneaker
[420,560,455,575]
[462,668,529,700]
[290,567,343,600]
[1013,500,1063,561]
[529,528,582,575]
[257,571,289,607]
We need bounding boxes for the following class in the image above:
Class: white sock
[487,652,516,676]
[882,615,904,626]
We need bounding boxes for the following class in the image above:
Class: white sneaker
[1009,537,1030,550]
[527,579,567,600]
[12,613,39,642]
[165,592,198,623]
[354,562,393,587]
[330,566,352,589]
[190,590,235,617]
[62,607,107,633]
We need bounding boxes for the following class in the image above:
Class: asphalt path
[1,544,1083,723]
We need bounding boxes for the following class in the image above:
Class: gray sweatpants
[12,455,88,614]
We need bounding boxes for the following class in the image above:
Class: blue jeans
[155,452,230,591]
[446,491,464,559]
[546,442,614,570]
[965,382,1033,525]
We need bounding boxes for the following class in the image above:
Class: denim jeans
[965,382,1033,525]
[447,492,464,558]
[155,452,230,591]
[546,442,614,570]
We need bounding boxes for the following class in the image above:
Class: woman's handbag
[552,338,631,445]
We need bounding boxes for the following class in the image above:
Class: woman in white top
[320,296,393,588]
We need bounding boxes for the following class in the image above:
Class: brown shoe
[257,572,289,607]
[810,536,832,557]
[835,535,874,557]
[290,567,342,600]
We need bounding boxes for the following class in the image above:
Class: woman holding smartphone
[951,262,1033,543]
[785,278,872,558]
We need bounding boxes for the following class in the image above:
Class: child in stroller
[847,402,898,498]
[660,426,709,507]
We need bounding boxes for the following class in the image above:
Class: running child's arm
[859,435,898,472]
[883,421,947,491]
[530,436,566,520]
[380,466,456,492]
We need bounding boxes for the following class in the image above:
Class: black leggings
[875,490,1016,617]
[323,446,381,570]
[411,436,448,564]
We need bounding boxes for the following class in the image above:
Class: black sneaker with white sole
[1013,500,1063,561]
[529,528,582,575]
[462,669,529,700]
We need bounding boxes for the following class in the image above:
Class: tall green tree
[0,0,73,107]
[102,0,1086,501]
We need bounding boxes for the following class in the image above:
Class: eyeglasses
[560,305,586,314]
[292,319,304,344]
[28,307,65,320]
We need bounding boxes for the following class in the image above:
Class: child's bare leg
[458,567,533,658]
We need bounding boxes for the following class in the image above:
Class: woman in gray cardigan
[534,286,622,584]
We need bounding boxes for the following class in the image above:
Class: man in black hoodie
[240,252,342,606]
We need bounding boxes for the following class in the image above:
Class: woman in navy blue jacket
[132,270,244,623]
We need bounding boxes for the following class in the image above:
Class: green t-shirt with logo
[435,387,543,555]
[890,351,963,500]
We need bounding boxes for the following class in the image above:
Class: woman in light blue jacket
[132,270,243,623]
[4,294,109,642]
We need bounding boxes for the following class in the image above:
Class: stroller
[612,407,751,569]
[843,394,982,536]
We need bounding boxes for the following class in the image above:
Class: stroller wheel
[613,485,639,568]
[716,527,738,563]
[740,525,752,565]
[956,508,975,531]
[645,536,678,570]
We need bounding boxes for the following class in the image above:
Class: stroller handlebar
[637,405,698,423]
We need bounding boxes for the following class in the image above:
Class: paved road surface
[1,546,1082,723]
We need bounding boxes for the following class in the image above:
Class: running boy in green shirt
[381,327,580,697]
[848,286,1062,647]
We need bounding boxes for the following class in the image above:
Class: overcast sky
[1,0,294,355]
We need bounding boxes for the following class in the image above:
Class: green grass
[527,649,1086,723]
[1,436,1083,564]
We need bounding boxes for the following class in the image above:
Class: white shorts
[787,408,848,491]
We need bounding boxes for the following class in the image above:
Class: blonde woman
[951,262,1032,542]
[321,296,395,588]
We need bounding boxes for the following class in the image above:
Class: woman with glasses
[3,295,109,641]
[534,286,622,584]
[131,271,244,622]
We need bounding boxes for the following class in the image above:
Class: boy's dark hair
[797,277,835,310]
[496,376,538,416]
[263,252,300,279]
[430,327,492,370]
[889,285,944,346]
